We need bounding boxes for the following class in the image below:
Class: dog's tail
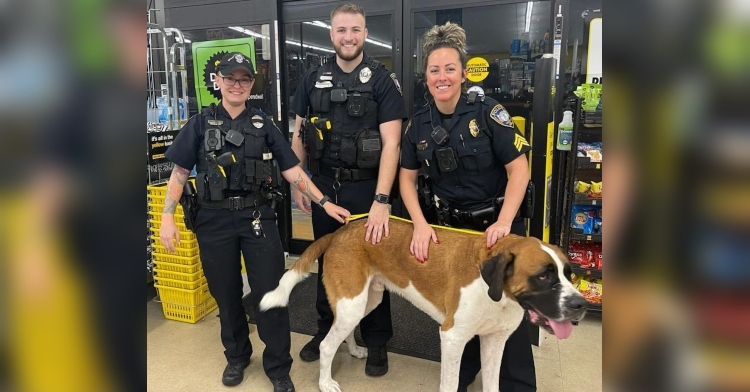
[259,233,334,311]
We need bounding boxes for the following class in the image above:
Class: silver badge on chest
[251,114,264,128]
[359,67,372,83]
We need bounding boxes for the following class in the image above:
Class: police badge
[359,67,372,83]
[490,104,515,128]
[251,114,264,128]
[469,119,480,137]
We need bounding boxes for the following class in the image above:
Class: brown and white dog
[260,219,587,392]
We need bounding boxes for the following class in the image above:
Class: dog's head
[480,236,588,339]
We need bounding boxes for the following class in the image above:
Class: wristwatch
[373,193,390,204]
[318,195,331,208]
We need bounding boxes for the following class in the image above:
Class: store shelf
[582,123,602,128]
[586,303,602,315]
[576,157,602,170]
[571,232,602,242]
[572,265,603,278]
[573,193,602,206]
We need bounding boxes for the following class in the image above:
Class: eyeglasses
[220,76,253,87]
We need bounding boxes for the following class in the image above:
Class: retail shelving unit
[560,96,603,315]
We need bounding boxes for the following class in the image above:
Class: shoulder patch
[390,73,402,96]
[490,104,515,128]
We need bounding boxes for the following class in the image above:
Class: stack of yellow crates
[148,182,217,323]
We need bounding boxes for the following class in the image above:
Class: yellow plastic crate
[148,210,185,224]
[152,250,200,265]
[153,260,202,274]
[153,267,203,282]
[155,283,212,307]
[150,227,196,241]
[152,244,200,258]
[151,236,198,249]
[149,219,188,232]
[147,184,168,196]
[153,275,207,290]
[148,203,184,215]
[161,297,217,324]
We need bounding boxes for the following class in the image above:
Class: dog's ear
[480,252,515,302]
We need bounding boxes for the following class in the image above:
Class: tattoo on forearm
[292,174,320,204]
[163,166,190,215]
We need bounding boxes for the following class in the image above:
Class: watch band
[318,195,331,208]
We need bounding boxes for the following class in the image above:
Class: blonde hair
[421,22,467,74]
[330,3,366,21]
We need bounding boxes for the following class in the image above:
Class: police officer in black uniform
[289,3,407,377]
[399,24,536,392]
[160,52,350,392]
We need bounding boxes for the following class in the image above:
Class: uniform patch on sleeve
[514,134,530,152]
[490,104,515,128]
[390,73,403,96]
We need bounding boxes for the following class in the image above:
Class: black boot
[299,335,324,362]
[270,375,296,392]
[221,361,249,386]
[365,346,388,377]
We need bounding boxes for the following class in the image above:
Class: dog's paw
[347,344,367,359]
[319,379,342,392]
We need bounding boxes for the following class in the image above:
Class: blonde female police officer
[160,52,349,392]
[399,24,536,392]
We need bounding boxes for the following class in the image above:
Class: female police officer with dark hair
[399,24,536,392]
[159,52,350,392]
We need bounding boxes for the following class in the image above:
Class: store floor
[147,258,602,392]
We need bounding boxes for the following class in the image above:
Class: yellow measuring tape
[345,214,483,235]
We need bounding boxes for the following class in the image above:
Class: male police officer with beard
[160,52,349,392]
[289,3,407,377]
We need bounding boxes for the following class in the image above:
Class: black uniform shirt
[401,95,531,209]
[166,103,300,173]
[292,54,407,136]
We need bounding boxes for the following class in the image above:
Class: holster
[302,118,325,174]
[519,181,535,219]
[179,181,199,232]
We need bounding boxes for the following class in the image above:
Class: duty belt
[198,193,266,211]
[319,166,378,182]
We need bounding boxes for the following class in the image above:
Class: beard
[334,41,365,61]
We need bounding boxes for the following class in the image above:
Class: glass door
[403,0,552,120]
[281,0,400,254]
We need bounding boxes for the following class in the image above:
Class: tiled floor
[147,258,602,392]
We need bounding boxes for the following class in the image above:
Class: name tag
[315,81,333,88]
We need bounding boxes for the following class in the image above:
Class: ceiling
[182,0,600,60]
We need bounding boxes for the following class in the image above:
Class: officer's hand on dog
[410,222,439,263]
[364,203,390,245]
[159,214,181,253]
[293,189,313,215]
[485,221,511,249]
[323,202,350,224]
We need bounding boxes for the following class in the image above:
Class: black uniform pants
[452,217,537,391]
[194,204,293,380]
[310,174,394,347]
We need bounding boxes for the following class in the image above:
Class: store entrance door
[280,0,401,254]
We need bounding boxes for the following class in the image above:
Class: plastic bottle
[556,110,574,150]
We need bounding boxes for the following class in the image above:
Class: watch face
[375,194,389,203]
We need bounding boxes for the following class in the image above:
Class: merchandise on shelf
[571,205,602,235]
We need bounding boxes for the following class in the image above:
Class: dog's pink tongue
[548,320,573,339]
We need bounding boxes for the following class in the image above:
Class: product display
[560,96,603,311]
